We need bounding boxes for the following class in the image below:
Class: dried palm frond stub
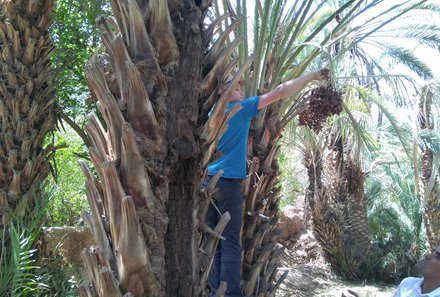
[299,83,343,132]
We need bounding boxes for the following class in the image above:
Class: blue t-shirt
[208,96,260,179]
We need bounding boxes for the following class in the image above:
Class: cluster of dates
[299,85,343,132]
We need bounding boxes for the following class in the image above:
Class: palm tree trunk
[0,1,56,293]
[0,0,56,222]
[240,106,288,296]
[303,130,369,279]
[78,1,250,296]
[417,87,440,248]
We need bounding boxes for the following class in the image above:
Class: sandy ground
[276,230,396,297]
[276,262,395,297]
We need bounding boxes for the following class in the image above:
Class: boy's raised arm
[258,69,329,109]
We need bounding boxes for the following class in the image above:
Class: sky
[354,0,440,79]
[238,0,440,79]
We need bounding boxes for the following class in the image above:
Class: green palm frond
[385,24,440,51]
[367,156,423,244]
[296,125,327,156]
[325,1,438,104]
[0,188,49,296]
[408,1,440,15]
[385,160,422,228]
[10,223,48,296]
[383,45,434,79]
[335,49,420,106]
[418,129,440,152]
[368,95,414,158]
[0,222,48,296]
[327,1,422,60]
[353,0,429,43]
[368,198,418,251]
[339,104,379,158]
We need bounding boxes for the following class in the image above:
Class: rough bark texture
[303,131,370,279]
[417,89,440,248]
[0,0,56,223]
[241,107,288,296]
[79,1,254,296]
[79,0,309,295]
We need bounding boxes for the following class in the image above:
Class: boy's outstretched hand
[314,68,330,81]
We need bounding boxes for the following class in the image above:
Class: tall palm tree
[0,0,56,294]
[78,1,248,296]
[230,0,439,288]
[78,0,438,296]
[303,126,369,279]
[416,81,440,248]
[290,0,440,278]
[0,0,56,225]
[367,145,425,279]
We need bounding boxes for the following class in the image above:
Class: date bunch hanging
[299,71,343,132]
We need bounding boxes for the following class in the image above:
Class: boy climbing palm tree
[205,68,330,297]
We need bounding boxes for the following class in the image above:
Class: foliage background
[1,0,439,295]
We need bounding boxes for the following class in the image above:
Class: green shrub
[278,147,304,209]
[363,159,426,282]
[35,254,81,297]
[0,194,49,296]
[45,125,90,226]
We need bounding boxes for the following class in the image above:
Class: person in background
[205,69,330,297]
[342,246,440,297]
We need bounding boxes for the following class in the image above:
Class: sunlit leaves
[51,0,109,120]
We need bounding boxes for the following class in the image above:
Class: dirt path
[276,230,396,297]
[276,262,395,297]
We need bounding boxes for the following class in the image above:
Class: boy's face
[415,246,440,279]
[228,83,244,102]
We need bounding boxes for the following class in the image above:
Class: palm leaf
[384,45,434,79]
[0,188,49,296]
[0,222,48,296]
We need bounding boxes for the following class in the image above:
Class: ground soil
[276,230,396,297]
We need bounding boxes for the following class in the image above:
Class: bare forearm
[258,71,321,109]
[275,72,318,99]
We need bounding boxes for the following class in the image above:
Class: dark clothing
[205,96,260,296]
[204,177,244,297]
